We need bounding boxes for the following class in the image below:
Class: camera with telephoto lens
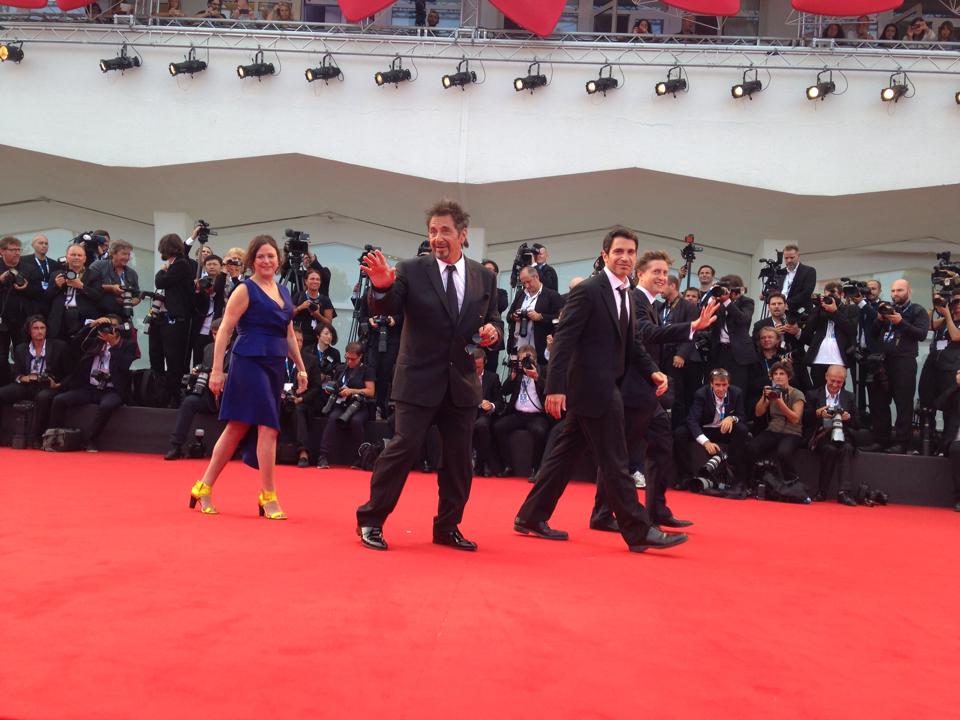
[181,365,212,397]
[194,220,217,245]
[813,293,837,307]
[320,381,340,416]
[504,354,535,372]
[509,242,538,289]
[224,257,242,269]
[371,315,390,353]
[187,428,205,459]
[336,395,366,427]
[93,369,111,391]
[119,285,138,313]
[513,308,534,338]
[823,404,845,443]
[2,267,27,288]
[99,320,133,339]
[689,451,730,493]
[64,269,79,282]
[841,277,870,299]
[284,228,310,259]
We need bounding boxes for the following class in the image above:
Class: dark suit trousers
[170,391,217,447]
[947,441,960,504]
[0,384,58,442]
[160,320,191,408]
[493,411,551,471]
[674,424,750,486]
[871,355,917,445]
[473,413,501,472]
[516,389,652,547]
[591,403,676,525]
[713,344,749,395]
[50,386,124,441]
[357,391,475,530]
[814,438,855,496]
[320,404,368,461]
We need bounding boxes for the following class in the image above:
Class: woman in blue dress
[188,235,309,519]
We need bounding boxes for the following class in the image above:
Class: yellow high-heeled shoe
[258,490,287,520]
[189,481,218,515]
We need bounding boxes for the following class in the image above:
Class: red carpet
[2,449,958,719]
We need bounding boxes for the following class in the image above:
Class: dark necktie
[445,265,459,319]
[617,288,629,377]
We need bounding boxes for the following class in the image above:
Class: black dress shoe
[316,455,330,469]
[658,517,694,528]
[432,528,477,551]
[357,526,388,551]
[628,527,689,552]
[838,491,857,507]
[297,455,310,468]
[954,502,960,513]
[513,518,569,540]
[589,518,620,533]
[164,446,182,461]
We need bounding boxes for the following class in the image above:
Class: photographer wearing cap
[805,365,859,505]
[48,315,137,452]
[800,281,858,389]
[154,234,197,409]
[0,316,69,447]
[84,240,140,318]
[494,345,550,479]
[0,236,42,386]
[863,279,928,453]
[506,266,563,367]
[707,274,755,393]
[748,361,806,489]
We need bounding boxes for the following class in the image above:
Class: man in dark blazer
[514,228,688,553]
[657,275,703,427]
[84,240,140,319]
[48,316,137,452]
[934,370,960,513]
[752,291,805,381]
[805,365,859,504]
[480,259,509,371]
[44,245,98,348]
[0,235,43,386]
[505,265,564,366]
[532,243,559,292]
[708,274,756,394]
[355,200,502,552]
[0,315,70,447]
[21,234,63,315]
[674,369,751,490]
[776,244,817,314]
[799,282,858,388]
[471,349,504,476]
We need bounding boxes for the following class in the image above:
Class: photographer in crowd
[806,364,859,505]
[0,316,69,447]
[532,243,558,292]
[48,315,136,452]
[164,318,229,460]
[154,234,196,408]
[776,244,817,314]
[851,279,883,427]
[674,368,750,492]
[707,274,755,392]
[657,274,702,427]
[22,235,62,312]
[362,306,402,421]
[749,326,790,413]
[281,329,323,468]
[292,268,335,349]
[315,341,374,470]
[214,247,246,302]
[44,244,97,347]
[192,253,225,365]
[752,291,803,372]
[472,348,504,477]
[934,368,960,512]
[84,239,140,319]
[863,279,928,453]
[506,266,563,367]
[481,259,509,371]
[0,236,42,385]
[800,281,858,388]
[748,361,806,487]
[494,345,550,479]
[312,324,341,383]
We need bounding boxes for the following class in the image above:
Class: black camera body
[765,384,789,400]
[182,365,212,397]
[358,243,381,265]
[224,257,242,268]
[197,275,215,292]
[72,231,108,266]
[284,228,311,258]
[371,315,391,353]
[2,267,27,288]
[690,451,729,493]
[505,354,535,372]
[877,301,896,317]
[680,233,703,263]
[194,220,217,245]
[509,242,538,289]
[93,369,111,391]
[813,293,837,307]
[840,277,870,299]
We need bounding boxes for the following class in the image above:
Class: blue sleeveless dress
[219,278,294,467]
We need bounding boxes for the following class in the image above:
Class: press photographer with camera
[22,235,62,312]
[84,240,140,319]
[316,341,374,470]
[0,235,42,386]
[292,268,335,349]
[191,254,225,366]
[312,324,341,382]
[675,368,750,492]
[933,368,960,512]
[707,274,755,393]
[494,345,551,479]
[805,364,859,505]
[776,244,817,313]
[154,234,197,409]
[48,315,137,452]
[532,243,558,292]
[863,279,928,453]
[471,348,504,477]
[922,288,960,411]
[748,326,790,413]
[506,266,563,367]
[357,288,402,420]
[658,274,703,428]
[44,244,97,346]
[800,281,858,388]
[481,259,509,371]
[280,328,323,468]
[164,318,229,460]
[0,316,69,447]
[214,247,246,301]
[748,361,806,488]
[752,292,803,365]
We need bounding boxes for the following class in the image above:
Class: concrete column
[153,211,192,275]
[465,226,486,262]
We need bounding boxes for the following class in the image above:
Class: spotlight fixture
[881,71,909,103]
[237,48,274,80]
[586,64,618,96]
[805,70,835,100]
[731,68,762,99]
[99,43,140,73]
[655,66,687,97]
[305,53,342,84]
[0,42,24,63]
[442,58,476,90]
[375,56,411,87]
[169,47,206,77]
[514,61,547,93]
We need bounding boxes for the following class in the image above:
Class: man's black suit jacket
[368,254,502,409]
[537,263,558,292]
[0,260,42,325]
[66,339,137,401]
[686,384,747,438]
[799,303,858,367]
[655,296,701,363]
[545,272,658,419]
[935,384,960,453]
[506,286,564,365]
[803,386,859,444]
[709,295,757,366]
[21,254,63,312]
[10,338,70,382]
[752,315,805,361]
[44,275,99,339]
[479,369,504,416]
[778,263,817,313]
[633,289,693,369]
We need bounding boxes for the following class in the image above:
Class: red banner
[337,0,565,35]
[55,0,93,9]
[662,0,741,16]
[792,0,900,15]
[337,0,395,22]
[3,0,48,8]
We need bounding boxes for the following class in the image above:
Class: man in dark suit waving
[513,227,688,553]
[356,200,502,552]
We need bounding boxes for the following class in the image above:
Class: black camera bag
[41,428,84,452]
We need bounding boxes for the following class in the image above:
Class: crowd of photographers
[1,229,958,510]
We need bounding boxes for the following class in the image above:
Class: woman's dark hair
[243,235,279,273]
[823,23,844,39]
[158,233,185,260]
[881,23,899,40]
[318,323,338,346]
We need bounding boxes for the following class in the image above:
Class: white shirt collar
[436,253,466,277]
[29,341,46,359]
[602,266,630,293]
[640,285,658,304]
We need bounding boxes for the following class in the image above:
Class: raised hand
[690,298,719,332]
[360,249,396,290]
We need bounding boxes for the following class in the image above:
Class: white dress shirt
[602,266,631,318]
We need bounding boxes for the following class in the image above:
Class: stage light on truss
[0,42,24,63]
[806,69,835,100]
[514,61,547,93]
[375,55,411,86]
[237,48,274,80]
[655,66,687,97]
[442,58,476,90]
[880,71,909,103]
[731,68,762,99]
[305,53,342,84]
[169,47,206,77]
[100,43,141,73]
[586,64,618,96]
